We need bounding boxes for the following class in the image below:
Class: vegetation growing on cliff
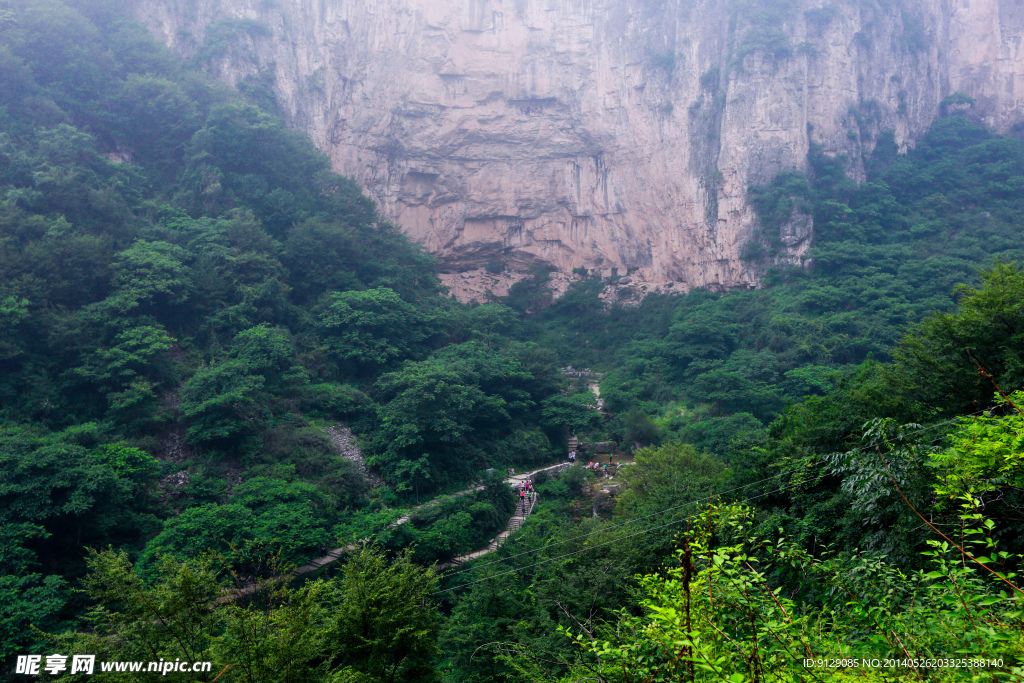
[1,1,1023,681]
[0,0,561,661]
[510,113,1024,456]
[731,0,800,67]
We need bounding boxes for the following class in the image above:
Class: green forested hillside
[512,114,1024,454]
[435,266,1024,682]
[2,1,1023,681]
[0,0,561,661]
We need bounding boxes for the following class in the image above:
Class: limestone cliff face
[134,0,1024,300]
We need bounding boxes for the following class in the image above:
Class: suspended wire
[438,409,986,581]
[433,469,831,595]
[432,409,990,594]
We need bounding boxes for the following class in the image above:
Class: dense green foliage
[745,265,1024,572]
[379,480,517,565]
[0,0,563,663]
[365,342,560,494]
[55,545,440,683]
[3,0,1024,680]
[509,114,1024,455]
[436,268,1024,681]
[542,501,1022,682]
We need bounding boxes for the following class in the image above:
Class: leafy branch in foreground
[49,545,439,683]
[500,404,1024,682]
[528,502,1023,682]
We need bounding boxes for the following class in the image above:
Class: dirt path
[589,380,604,410]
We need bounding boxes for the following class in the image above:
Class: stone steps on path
[291,462,573,576]
[444,483,542,567]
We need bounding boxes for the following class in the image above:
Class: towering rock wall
[134,0,1024,300]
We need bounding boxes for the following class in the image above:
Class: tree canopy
[3,0,1024,678]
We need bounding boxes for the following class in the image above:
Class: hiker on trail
[528,490,533,503]
[608,453,614,464]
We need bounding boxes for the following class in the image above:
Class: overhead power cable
[432,409,989,595]
[433,469,832,595]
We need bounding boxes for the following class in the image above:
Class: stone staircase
[500,492,536,538]
[445,485,542,567]
[289,461,576,576]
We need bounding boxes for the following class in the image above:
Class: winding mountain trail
[443,491,539,568]
[442,463,573,568]
[289,461,572,579]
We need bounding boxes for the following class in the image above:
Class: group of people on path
[570,448,617,477]
[581,454,616,477]
[517,480,534,512]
